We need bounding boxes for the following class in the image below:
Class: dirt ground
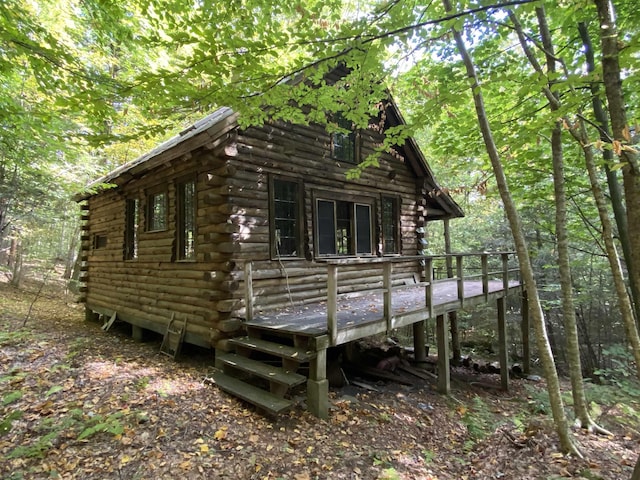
[0,276,638,479]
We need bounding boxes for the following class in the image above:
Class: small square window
[93,234,107,250]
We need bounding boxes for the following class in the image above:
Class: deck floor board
[247,279,522,342]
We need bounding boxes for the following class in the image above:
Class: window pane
[273,179,299,256]
[335,201,352,255]
[149,192,167,231]
[318,200,336,255]
[178,180,196,260]
[124,198,139,260]
[332,114,356,163]
[382,196,398,254]
[356,204,371,254]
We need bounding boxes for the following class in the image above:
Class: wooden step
[212,371,294,415]
[216,353,306,388]
[228,337,315,362]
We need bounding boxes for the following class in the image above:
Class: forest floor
[1,273,639,480]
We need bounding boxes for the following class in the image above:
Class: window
[124,198,139,260]
[381,196,400,254]
[92,233,107,250]
[177,179,196,260]
[331,113,357,163]
[317,199,372,256]
[270,177,302,258]
[147,190,167,232]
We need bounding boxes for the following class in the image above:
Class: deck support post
[307,348,328,419]
[436,314,450,394]
[327,264,338,345]
[383,262,393,331]
[412,320,427,362]
[456,255,464,307]
[424,257,434,318]
[521,289,530,374]
[497,296,509,391]
[481,254,489,299]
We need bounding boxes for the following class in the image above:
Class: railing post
[456,255,464,307]
[244,261,253,321]
[501,252,510,291]
[481,253,489,299]
[383,261,393,331]
[327,264,338,345]
[424,256,433,318]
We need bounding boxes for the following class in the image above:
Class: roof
[76,103,463,219]
[75,107,237,201]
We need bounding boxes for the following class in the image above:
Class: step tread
[216,353,306,387]
[229,336,315,362]
[212,371,293,414]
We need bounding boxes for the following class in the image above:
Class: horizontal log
[216,318,243,333]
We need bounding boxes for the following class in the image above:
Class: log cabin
[77,91,525,417]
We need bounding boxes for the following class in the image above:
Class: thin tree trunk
[577,21,640,324]
[442,0,580,456]
[529,6,602,433]
[571,119,640,380]
[593,0,640,328]
[632,454,640,480]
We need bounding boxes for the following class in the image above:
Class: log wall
[81,116,430,349]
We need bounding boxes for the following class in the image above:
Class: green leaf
[45,385,64,397]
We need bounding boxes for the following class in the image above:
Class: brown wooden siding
[82,117,430,348]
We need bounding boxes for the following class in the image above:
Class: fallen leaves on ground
[0,279,638,479]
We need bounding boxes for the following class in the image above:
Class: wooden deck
[245,253,523,347]
[224,252,527,418]
[247,278,521,344]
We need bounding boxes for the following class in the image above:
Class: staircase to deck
[212,328,317,415]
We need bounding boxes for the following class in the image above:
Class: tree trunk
[572,119,640,380]
[63,226,80,280]
[593,0,640,327]
[442,0,579,456]
[10,240,23,288]
[577,21,640,324]
[531,6,598,433]
[632,454,640,480]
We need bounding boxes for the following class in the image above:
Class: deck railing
[322,252,520,345]
[243,252,521,345]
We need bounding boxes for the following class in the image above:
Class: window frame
[176,176,197,261]
[146,187,168,232]
[92,233,108,250]
[313,190,375,258]
[330,113,359,164]
[124,197,139,260]
[381,195,401,255]
[269,175,305,260]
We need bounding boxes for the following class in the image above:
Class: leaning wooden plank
[101,312,117,331]
[216,353,306,387]
[398,365,437,381]
[229,337,315,362]
[211,371,293,415]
